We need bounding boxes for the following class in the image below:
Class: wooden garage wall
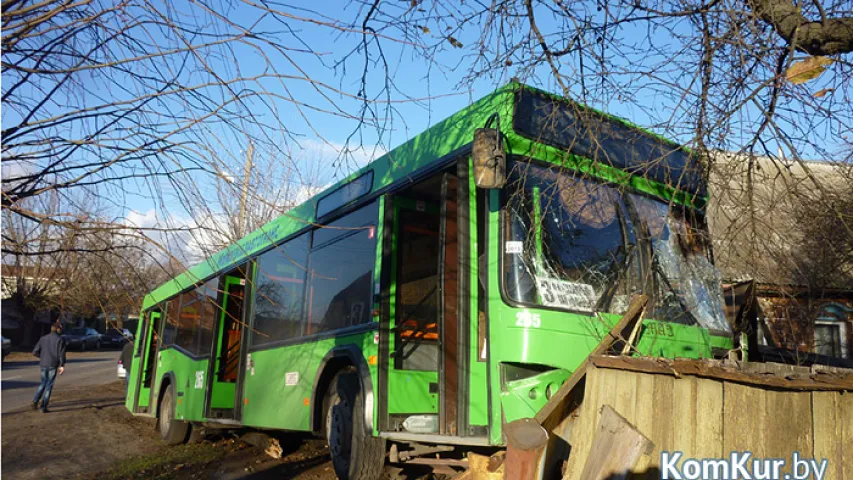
[563,364,853,480]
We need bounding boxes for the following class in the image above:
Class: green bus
[126,82,732,478]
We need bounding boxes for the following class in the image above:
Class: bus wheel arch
[310,345,375,436]
[155,373,189,445]
[153,373,175,419]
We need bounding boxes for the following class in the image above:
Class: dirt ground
[1,381,338,479]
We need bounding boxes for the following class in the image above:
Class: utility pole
[237,141,254,238]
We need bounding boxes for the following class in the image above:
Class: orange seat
[398,319,438,341]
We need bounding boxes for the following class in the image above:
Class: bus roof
[143,82,704,308]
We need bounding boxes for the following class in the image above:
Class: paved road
[1,349,121,412]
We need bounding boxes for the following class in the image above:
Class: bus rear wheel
[158,384,189,445]
[323,371,385,480]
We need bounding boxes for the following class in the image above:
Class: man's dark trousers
[33,367,58,410]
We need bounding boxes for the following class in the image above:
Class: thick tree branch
[750,0,853,55]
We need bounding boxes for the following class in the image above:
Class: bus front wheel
[158,384,189,445]
[323,371,385,480]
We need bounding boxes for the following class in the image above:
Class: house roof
[707,152,853,291]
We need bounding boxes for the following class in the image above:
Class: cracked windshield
[502,160,729,332]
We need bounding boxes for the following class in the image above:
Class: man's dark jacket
[33,332,67,369]
[120,342,134,374]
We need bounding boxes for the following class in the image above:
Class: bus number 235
[515,312,541,328]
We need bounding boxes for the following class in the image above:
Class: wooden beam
[504,418,549,480]
[589,356,853,391]
[576,404,655,480]
[535,295,648,430]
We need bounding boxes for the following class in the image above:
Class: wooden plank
[631,372,656,438]
[589,356,853,391]
[643,373,675,478]
[576,404,655,480]
[630,374,722,480]
[763,389,813,477]
[841,393,853,480]
[535,295,649,429]
[741,361,812,376]
[630,372,658,480]
[693,378,724,460]
[613,369,639,423]
[597,365,621,416]
[542,407,579,479]
[723,382,766,457]
[563,365,603,480]
[442,179,459,436]
[620,308,645,355]
[812,392,842,480]
[671,376,698,459]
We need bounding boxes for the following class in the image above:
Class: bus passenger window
[162,297,180,346]
[307,201,378,335]
[252,233,310,346]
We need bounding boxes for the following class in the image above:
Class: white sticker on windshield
[505,241,523,254]
[535,277,596,311]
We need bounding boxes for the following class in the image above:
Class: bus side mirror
[472,128,506,189]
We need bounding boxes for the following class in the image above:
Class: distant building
[1,265,78,346]
[708,153,853,365]
[97,311,140,335]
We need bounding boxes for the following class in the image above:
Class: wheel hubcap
[327,397,350,459]
[160,395,171,432]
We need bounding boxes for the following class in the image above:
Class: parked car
[2,336,10,361]
[102,328,134,348]
[117,358,127,379]
[61,328,102,350]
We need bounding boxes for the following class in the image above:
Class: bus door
[205,272,247,419]
[135,309,161,413]
[380,166,473,437]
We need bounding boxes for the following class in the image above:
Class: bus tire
[158,384,189,445]
[324,371,385,480]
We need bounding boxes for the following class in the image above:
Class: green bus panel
[467,160,489,427]
[155,349,210,423]
[209,382,236,410]
[126,350,142,411]
[240,331,379,432]
[387,370,438,414]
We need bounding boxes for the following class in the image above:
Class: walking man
[120,339,134,395]
[32,323,67,413]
